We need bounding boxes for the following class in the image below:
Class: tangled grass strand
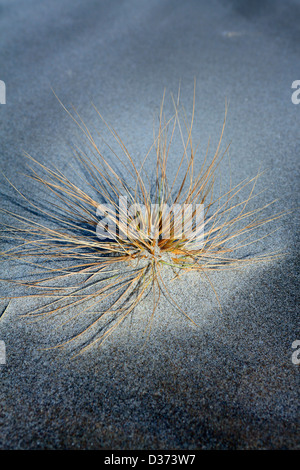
[0,87,284,355]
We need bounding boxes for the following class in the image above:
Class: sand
[0,0,299,449]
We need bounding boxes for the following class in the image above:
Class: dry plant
[0,85,283,355]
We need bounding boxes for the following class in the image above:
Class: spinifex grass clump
[0,88,282,354]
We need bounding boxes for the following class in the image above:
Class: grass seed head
[0,85,284,355]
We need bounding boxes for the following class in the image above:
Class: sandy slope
[0,0,299,449]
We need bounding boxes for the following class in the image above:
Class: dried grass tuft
[0,84,284,355]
